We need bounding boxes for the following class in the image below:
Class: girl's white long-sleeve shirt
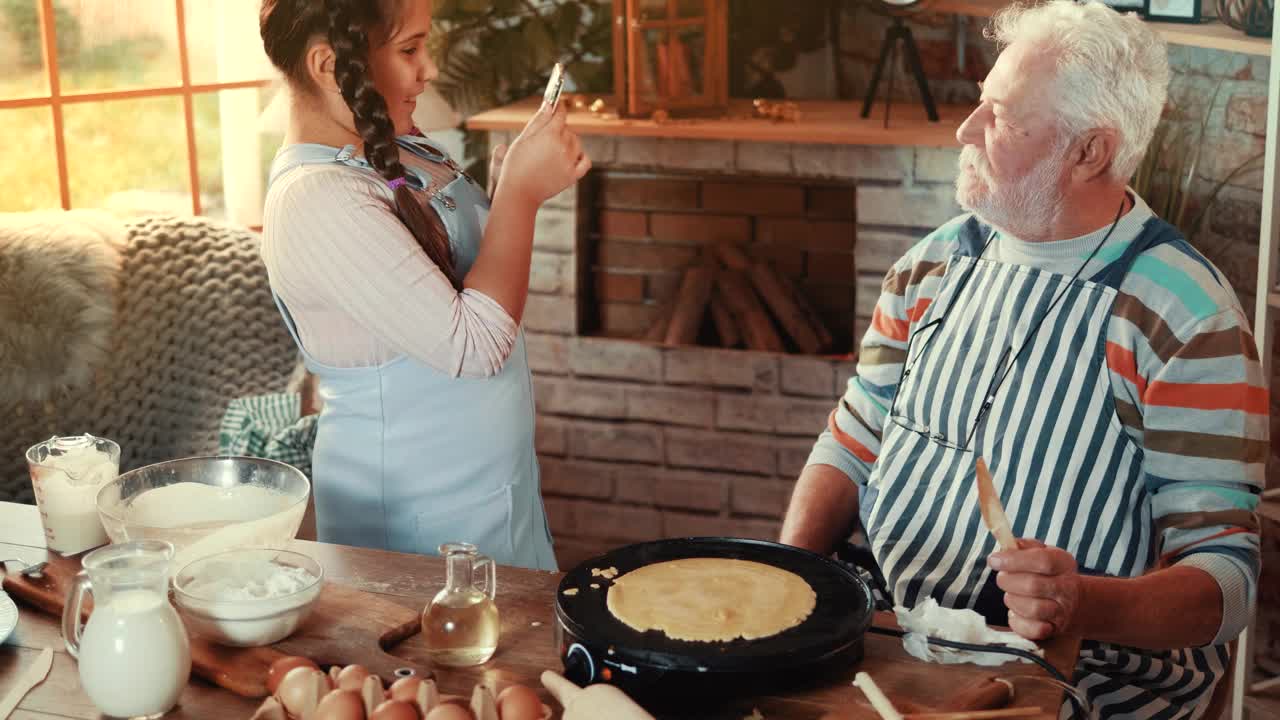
[261,156,518,378]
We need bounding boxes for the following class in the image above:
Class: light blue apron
[266,136,556,571]
[870,216,1225,718]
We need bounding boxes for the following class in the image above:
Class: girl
[258,0,589,570]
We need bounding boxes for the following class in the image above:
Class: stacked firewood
[644,242,833,353]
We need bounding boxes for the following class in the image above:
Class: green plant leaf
[1177,78,1224,227]
[555,3,586,46]
[522,16,559,70]
[1188,152,1265,236]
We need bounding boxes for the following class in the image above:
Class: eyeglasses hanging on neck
[886,197,1127,453]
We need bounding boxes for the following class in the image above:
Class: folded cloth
[894,597,1043,666]
[218,392,317,477]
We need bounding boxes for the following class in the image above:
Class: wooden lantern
[612,0,729,118]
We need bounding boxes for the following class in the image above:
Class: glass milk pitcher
[421,542,500,666]
[63,540,191,719]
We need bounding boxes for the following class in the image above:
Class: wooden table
[0,501,1076,719]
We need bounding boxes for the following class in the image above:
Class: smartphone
[543,62,565,111]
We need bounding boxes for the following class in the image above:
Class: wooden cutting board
[2,552,425,698]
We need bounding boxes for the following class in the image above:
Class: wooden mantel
[466,97,971,148]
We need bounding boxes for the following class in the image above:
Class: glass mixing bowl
[95,456,310,572]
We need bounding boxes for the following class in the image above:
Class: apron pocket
[414,483,515,562]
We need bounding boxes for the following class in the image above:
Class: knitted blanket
[2,215,298,502]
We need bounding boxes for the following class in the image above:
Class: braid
[324,1,460,289]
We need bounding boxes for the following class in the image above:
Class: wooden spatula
[975,458,1018,552]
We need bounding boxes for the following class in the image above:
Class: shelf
[930,0,1272,56]
[467,98,971,147]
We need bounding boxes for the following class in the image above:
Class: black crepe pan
[553,537,874,704]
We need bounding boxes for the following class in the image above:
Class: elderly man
[781,2,1264,717]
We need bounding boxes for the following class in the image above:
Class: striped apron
[868,216,1226,719]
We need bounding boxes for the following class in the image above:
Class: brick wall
[530,338,858,567]
[588,171,858,351]
[488,129,960,568]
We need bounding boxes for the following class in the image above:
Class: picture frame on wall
[1144,0,1202,22]
[1099,0,1145,12]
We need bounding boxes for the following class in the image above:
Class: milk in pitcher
[78,589,190,718]
[63,541,191,719]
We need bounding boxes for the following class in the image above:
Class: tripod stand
[860,15,939,128]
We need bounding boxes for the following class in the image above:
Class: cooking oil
[421,542,501,667]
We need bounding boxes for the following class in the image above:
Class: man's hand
[988,538,1082,641]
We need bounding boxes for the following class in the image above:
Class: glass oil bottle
[421,542,500,666]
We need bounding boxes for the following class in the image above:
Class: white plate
[0,590,17,645]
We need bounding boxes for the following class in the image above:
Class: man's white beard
[955,145,1066,240]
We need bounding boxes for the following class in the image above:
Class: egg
[267,655,320,695]
[388,676,423,702]
[275,666,328,718]
[316,689,367,720]
[424,705,473,720]
[337,664,374,692]
[496,685,544,720]
[370,699,421,720]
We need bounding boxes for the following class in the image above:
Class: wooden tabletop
[0,501,1076,719]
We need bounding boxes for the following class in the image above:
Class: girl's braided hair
[261,0,458,288]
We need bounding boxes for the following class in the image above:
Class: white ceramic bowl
[172,548,323,647]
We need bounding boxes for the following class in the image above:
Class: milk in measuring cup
[26,435,120,554]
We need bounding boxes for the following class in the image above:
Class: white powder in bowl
[175,556,322,647]
[183,559,317,601]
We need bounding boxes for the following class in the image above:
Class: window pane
[636,29,665,101]
[186,0,274,85]
[194,87,283,227]
[675,26,706,95]
[57,0,181,93]
[636,28,703,100]
[0,107,59,210]
[0,0,50,98]
[675,0,706,18]
[64,96,190,212]
[638,0,666,20]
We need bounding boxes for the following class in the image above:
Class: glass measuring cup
[26,434,120,555]
[421,542,500,666]
[62,540,191,719]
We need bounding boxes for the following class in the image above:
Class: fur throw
[0,210,124,404]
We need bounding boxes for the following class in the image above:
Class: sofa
[1,211,300,503]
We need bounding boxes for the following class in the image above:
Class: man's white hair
[988,0,1170,181]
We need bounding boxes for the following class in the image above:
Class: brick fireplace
[478,103,963,568]
[585,170,859,351]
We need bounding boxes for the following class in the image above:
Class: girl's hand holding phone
[496,101,591,209]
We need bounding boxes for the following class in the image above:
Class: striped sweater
[808,193,1264,644]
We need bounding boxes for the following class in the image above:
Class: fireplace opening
[577,169,857,355]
